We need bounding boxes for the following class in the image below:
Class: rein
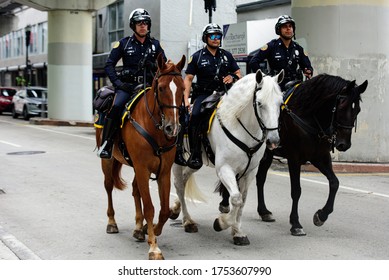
[129,69,182,180]
[284,92,356,152]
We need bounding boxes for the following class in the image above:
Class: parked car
[12,87,48,120]
[0,87,17,114]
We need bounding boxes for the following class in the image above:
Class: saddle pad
[207,100,223,133]
[94,112,106,128]
[282,83,300,110]
[120,87,150,127]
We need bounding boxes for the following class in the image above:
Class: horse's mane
[218,73,281,128]
[217,73,256,127]
[291,74,350,116]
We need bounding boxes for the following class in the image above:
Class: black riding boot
[187,125,203,169]
[97,117,117,159]
[174,128,187,166]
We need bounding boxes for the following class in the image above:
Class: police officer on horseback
[98,8,166,159]
[249,15,313,91]
[183,23,242,169]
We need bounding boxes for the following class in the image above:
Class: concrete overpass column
[292,0,389,162]
[47,10,92,121]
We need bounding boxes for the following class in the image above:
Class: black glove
[139,60,156,71]
[118,82,133,93]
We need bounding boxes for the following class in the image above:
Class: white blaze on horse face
[169,80,179,134]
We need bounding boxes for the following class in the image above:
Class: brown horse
[96,54,186,260]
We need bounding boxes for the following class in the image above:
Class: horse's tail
[184,173,207,203]
[112,159,127,190]
[214,180,225,195]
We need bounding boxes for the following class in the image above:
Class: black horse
[219,74,368,236]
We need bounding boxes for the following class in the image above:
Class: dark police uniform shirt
[186,47,240,96]
[249,38,313,89]
[104,34,166,88]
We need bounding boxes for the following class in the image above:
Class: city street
[1,114,389,261]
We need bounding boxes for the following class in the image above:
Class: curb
[0,226,41,260]
[29,117,94,127]
[271,159,389,174]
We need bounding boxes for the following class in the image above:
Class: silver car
[12,87,48,120]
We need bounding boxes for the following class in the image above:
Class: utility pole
[204,0,216,23]
[25,25,31,86]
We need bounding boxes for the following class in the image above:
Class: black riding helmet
[275,15,296,35]
[129,8,151,32]
[202,23,223,43]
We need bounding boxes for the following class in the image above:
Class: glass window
[108,1,124,47]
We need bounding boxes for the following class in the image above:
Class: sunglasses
[136,20,149,26]
[209,34,222,40]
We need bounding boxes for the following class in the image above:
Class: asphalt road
[1,114,389,261]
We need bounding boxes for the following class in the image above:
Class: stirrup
[97,141,112,159]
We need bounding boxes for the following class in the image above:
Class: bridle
[146,70,183,131]
[217,83,280,180]
[285,89,358,151]
[128,68,183,180]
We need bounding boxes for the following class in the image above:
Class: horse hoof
[149,252,164,260]
[106,224,119,234]
[313,211,325,226]
[219,203,230,213]
[290,228,306,236]
[184,224,198,233]
[133,229,145,241]
[233,236,250,246]
[170,211,180,220]
[260,213,276,222]
[213,218,223,232]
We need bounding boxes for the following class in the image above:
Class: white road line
[271,171,389,199]
[0,140,21,147]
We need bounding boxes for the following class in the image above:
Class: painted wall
[293,0,388,162]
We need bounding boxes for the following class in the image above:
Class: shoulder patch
[260,44,268,51]
[188,56,193,64]
[113,41,120,49]
[304,50,309,56]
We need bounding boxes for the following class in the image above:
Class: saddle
[94,86,150,166]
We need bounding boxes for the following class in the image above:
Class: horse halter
[146,70,183,131]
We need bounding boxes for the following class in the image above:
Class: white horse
[170,69,284,245]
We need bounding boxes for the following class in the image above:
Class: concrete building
[0,0,387,163]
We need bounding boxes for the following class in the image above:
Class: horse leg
[132,176,145,241]
[311,156,339,226]
[134,168,164,260]
[256,149,276,222]
[102,160,119,234]
[172,164,198,233]
[230,171,255,246]
[288,160,306,236]
[213,167,242,237]
[154,169,173,236]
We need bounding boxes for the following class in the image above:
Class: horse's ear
[357,80,368,94]
[176,55,186,72]
[276,69,284,84]
[255,69,263,84]
[157,53,165,70]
